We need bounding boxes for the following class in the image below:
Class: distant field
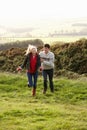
[0,72,87,130]
[0,36,87,44]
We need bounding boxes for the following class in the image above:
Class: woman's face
[31,48,37,54]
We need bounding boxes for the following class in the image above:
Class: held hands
[39,66,43,71]
[16,66,22,72]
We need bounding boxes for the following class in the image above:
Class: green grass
[0,72,87,130]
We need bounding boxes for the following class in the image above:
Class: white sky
[0,0,87,25]
[0,0,87,37]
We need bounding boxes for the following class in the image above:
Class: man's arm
[40,57,50,61]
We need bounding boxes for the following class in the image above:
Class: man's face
[44,47,49,54]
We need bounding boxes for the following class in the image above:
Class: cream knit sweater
[39,51,55,70]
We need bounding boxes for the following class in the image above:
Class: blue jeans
[42,69,54,92]
[27,71,38,89]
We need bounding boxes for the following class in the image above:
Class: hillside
[0,39,44,51]
[0,38,87,75]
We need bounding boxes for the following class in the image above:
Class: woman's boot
[32,88,36,96]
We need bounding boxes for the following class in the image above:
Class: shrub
[0,38,87,75]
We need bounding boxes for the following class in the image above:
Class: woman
[17,45,41,96]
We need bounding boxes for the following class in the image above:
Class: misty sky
[0,0,87,37]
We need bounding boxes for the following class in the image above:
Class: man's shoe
[27,84,31,88]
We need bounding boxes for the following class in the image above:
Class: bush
[53,38,87,75]
[0,38,87,75]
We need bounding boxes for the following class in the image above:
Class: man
[39,44,55,94]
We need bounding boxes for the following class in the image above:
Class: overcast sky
[0,0,87,37]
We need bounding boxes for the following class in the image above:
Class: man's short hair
[44,44,50,48]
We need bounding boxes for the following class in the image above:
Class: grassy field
[0,72,87,130]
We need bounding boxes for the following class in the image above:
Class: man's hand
[40,58,45,62]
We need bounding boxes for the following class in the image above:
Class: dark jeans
[27,71,38,89]
[42,69,54,93]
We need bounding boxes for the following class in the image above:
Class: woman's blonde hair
[25,44,37,55]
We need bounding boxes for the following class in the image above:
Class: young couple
[17,44,55,96]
